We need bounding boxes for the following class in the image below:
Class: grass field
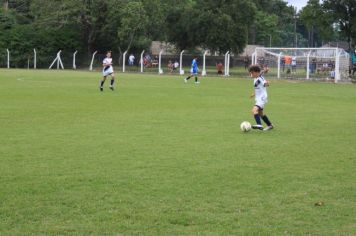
[0,69,356,235]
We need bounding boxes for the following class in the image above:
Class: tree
[323,0,356,50]
[165,0,196,51]
[299,0,335,47]
[250,0,296,47]
[30,0,112,54]
[198,0,256,53]
[166,0,256,54]
[253,11,278,46]
[116,1,149,54]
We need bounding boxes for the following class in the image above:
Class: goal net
[252,47,350,83]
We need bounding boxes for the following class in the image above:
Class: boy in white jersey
[249,65,274,131]
[100,51,115,91]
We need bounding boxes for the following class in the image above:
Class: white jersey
[254,75,268,108]
[129,55,135,62]
[103,57,112,67]
[102,57,114,76]
[292,57,297,66]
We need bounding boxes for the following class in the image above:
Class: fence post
[202,50,208,76]
[277,53,282,79]
[49,50,63,69]
[335,49,340,83]
[122,51,127,72]
[33,49,37,69]
[251,52,256,67]
[140,50,145,73]
[306,51,311,80]
[6,49,10,69]
[89,51,98,71]
[158,50,163,74]
[58,51,64,69]
[227,53,231,76]
[73,51,78,69]
[224,51,230,76]
[179,50,185,75]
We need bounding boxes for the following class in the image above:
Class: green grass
[0,69,355,235]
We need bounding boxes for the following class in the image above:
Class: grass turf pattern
[0,69,355,235]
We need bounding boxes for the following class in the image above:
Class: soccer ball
[240,121,251,132]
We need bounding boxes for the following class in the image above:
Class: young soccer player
[184,57,200,84]
[99,51,115,91]
[249,65,274,131]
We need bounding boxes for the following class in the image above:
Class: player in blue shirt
[351,50,356,75]
[184,57,200,84]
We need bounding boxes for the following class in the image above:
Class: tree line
[0,0,354,67]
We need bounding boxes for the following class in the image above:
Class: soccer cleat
[100,87,103,91]
[184,78,187,83]
[252,124,263,130]
[263,125,274,131]
[195,81,200,84]
[110,86,114,91]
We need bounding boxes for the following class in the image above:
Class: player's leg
[109,73,115,90]
[260,109,273,130]
[185,73,192,83]
[194,74,199,84]
[251,105,263,130]
[100,76,107,91]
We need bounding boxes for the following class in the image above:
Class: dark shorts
[254,105,263,111]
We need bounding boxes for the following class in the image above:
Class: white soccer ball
[240,121,251,132]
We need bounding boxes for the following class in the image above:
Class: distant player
[285,55,292,74]
[249,65,274,131]
[100,51,115,91]
[184,57,200,84]
[128,54,135,66]
[291,56,297,73]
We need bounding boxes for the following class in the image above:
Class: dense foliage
[0,0,353,67]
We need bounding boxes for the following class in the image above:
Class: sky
[286,0,309,11]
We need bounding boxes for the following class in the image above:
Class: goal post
[254,47,350,83]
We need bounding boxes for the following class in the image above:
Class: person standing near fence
[99,51,115,92]
[285,55,292,74]
[352,49,356,75]
[244,56,249,70]
[128,54,135,66]
[281,56,285,72]
[216,61,223,75]
[184,57,200,84]
[291,56,297,73]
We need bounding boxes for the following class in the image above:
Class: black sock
[110,79,115,86]
[254,114,262,125]
[186,76,191,80]
[262,115,272,126]
[100,80,105,87]
[195,77,198,82]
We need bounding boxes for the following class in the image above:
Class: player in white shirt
[100,51,115,91]
[291,56,297,73]
[128,54,135,66]
[249,65,274,131]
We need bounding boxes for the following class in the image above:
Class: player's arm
[260,67,269,76]
[264,80,270,87]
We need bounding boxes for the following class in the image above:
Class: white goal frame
[252,47,350,83]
